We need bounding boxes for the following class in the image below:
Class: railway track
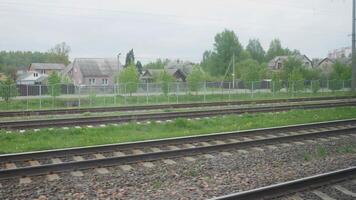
[1,99,356,130]
[211,166,356,200]
[1,119,355,181]
[0,95,355,117]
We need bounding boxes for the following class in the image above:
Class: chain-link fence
[0,79,353,110]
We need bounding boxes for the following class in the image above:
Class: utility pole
[232,53,235,88]
[353,0,356,91]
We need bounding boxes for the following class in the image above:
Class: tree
[266,39,288,62]
[288,69,304,92]
[118,64,139,95]
[0,77,18,103]
[271,72,282,92]
[48,72,61,97]
[187,66,205,94]
[246,39,265,63]
[281,56,304,81]
[125,49,135,67]
[136,61,143,75]
[202,29,243,76]
[238,59,264,90]
[158,71,174,96]
[329,61,351,91]
[49,42,71,65]
[144,58,170,69]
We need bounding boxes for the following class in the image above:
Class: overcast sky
[0,0,352,63]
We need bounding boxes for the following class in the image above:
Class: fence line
[0,79,353,110]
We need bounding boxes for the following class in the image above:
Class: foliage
[201,29,243,76]
[118,64,139,95]
[328,61,351,91]
[48,42,71,65]
[48,72,61,97]
[158,71,174,96]
[238,59,265,90]
[288,69,304,92]
[125,49,135,67]
[0,50,70,77]
[144,58,170,69]
[311,80,321,94]
[271,72,282,92]
[246,39,265,63]
[187,66,205,93]
[0,77,18,102]
[281,56,304,81]
[265,39,290,61]
[136,61,143,75]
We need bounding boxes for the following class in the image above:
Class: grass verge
[1,107,356,154]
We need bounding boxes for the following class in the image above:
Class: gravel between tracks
[0,136,355,199]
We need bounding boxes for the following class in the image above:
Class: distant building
[313,58,335,76]
[141,68,187,83]
[328,47,351,59]
[68,57,122,86]
[28,63,65,75]
[16,71,48,85]
[268,55,312,71]
[164,60,194,76]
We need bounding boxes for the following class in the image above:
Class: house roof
[164,60,194,75]
[30,63,65,71]
[268,55,312,67]
[17,71,48,82]
[73,58,122,77]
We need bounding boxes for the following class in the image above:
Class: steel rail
[0,96,354,117]
[1,100,356,130]
[1,118,355,162]
[0,125,355,179]
[211,167,356,200]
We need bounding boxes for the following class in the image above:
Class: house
[16,71,48,85]
[268,55,313,71]
[140,68,187,83]
[313,58,335,75]
[68,57,122,86]
[164,60,194,76]
[28,63,66,75]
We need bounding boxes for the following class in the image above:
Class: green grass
[0,91,354,111]
[1,107,356,154]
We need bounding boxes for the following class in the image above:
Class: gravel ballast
[0,135,355,199]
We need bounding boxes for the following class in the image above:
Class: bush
[0,77,18,102]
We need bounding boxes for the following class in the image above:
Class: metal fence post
[272,81,275,96]
[114,84,117,105]
[26,84,29,110]
[146,82,149,105]
[176,82,179,104]
[251,81,254,98]
[228,82,231,101]
[39,85,42,109]
[124,83,127,105]
[204,81,207,103]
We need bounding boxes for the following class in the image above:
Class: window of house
[89,78,96,85]
[277,63,282,69]
[34,73,38,77]
[102,79,108,85]
[41,69,46,74]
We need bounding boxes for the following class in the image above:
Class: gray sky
[0,0,352,63]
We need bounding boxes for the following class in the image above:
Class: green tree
[288,69,304,93]
[187,66,205,94]
[246,39,265,63]
[238,59,264,90]
[281,56,304,81]
[48,42,71,65]
[136,61,143,75]
[266,39,288,62]
[0,77,18,103]
[202,29,243,76]
[158,71,174,96]
[144,58,170,69]
[125,49,135,67]
[328,61,351,91]
[271,72,282,92]
[48,72,61,97]
[118,64,139,95]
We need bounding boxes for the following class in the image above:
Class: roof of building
[164,60,194,75]
[73,58,122,77]
[17,71,48,82]
[268,55,312,67]
[30,63,65,70]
